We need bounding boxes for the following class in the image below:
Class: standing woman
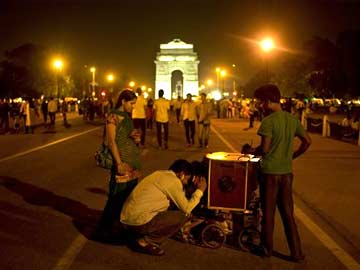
[96,89,142,239]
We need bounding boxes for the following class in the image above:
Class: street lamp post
[216,67,221,91]
[220,70,226,92]
[260,37,274,82]
[90,67,96,97]
[53,59,63,98]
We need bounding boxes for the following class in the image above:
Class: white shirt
[132,95,147,119]
[196,101,212,123]
[181,101,197,121]
[174,99,182,110]
[48,100,58,113]
[154,98,170,123]
[120,170,203,226]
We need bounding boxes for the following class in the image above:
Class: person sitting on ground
[120,159,207,256]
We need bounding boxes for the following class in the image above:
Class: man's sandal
[132,240,165,256]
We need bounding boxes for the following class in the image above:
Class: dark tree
[0,43,54,98]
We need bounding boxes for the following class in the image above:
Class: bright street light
[260,37,274,53]
[129,81,135,88]
[53,59,63,71]
[207,79,213,86]
[107,74,114,82]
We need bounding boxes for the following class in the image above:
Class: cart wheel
[238,228,260,252]
[201,224,226,249]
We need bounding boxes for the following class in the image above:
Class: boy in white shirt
[153,89,170,149]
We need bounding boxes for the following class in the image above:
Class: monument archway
[154,39,200,99]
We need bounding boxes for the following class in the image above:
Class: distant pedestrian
[174,96,183,123]
[153,89,170,149]
[146,98,154,130]
[242,84,311,262]
[196,93,212,148]
[48,97,57,129]
[181,93,197,147]
[132,87,147,148]
[20,97,34,134]
[248,100,257,128]
[61,98,69,127]
[41,98,48,126]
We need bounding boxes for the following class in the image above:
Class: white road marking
[52,234,87,270]
[295,206,360,270]
[211,126,238,152]
[211,125,360,270]
[0,127,101,163]
[1,125,149,270]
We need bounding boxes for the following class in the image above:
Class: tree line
[244,30,360,99]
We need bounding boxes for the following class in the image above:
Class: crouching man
[120,159,207,256]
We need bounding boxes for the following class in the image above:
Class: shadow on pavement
[0,176,128,245]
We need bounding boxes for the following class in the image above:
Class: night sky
[1,0,360,88]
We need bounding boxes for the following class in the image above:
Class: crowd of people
[0,97,74,134]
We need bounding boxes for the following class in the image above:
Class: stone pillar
[322,115,330,137]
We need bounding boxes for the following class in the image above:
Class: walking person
[95,89,142,239]
[241,84,311,262]
[174,96,183,124]
[61,98,69,127]
[248,99,257,128]
[153,89,170,149]
[41,98,48,127]
[132,87,147,148]
[196,93,212,148]
[47,97,57,129]
[146,98,154,130]
[20,97,33,134]
[181,93,197,147]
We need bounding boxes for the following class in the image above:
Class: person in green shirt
[95,89,142,240]
[242,84,311,262]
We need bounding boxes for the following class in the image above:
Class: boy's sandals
[131,240,165,256]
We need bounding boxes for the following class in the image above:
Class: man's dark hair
[158,89,164,98]
[136,87,142,95]
[254,84,281,103]
[191,160,208,179]
[169,159,193,175]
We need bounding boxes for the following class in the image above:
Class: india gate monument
[154,39,200,99]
